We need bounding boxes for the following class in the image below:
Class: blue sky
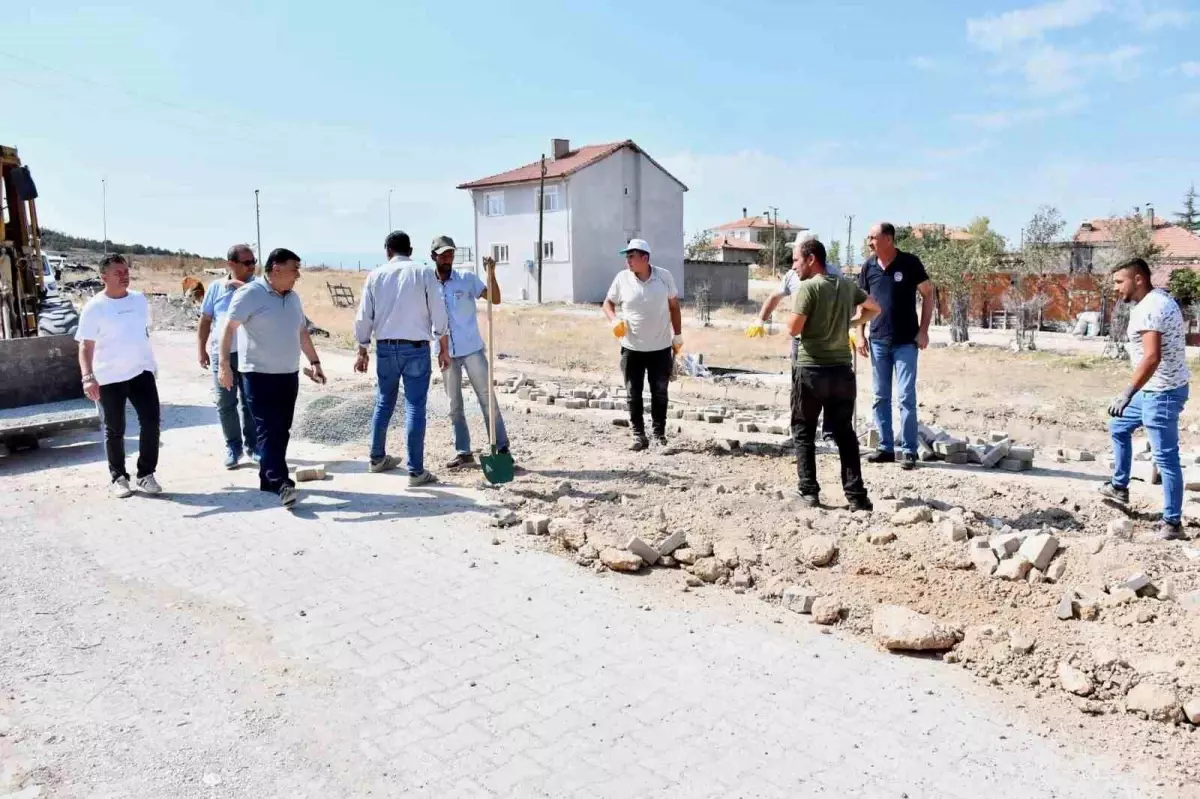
[7,0,1199,267]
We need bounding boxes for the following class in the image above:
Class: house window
[536,185,561,212]
[533,241,554,261]
[484,192,505,217]
[490,244,509,264]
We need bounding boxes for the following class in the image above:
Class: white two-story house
[457,138,687,303]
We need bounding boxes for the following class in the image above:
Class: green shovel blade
[481,450,514,484]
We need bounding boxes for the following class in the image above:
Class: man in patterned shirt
[1099,258,1192,540]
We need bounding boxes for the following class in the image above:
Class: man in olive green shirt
[786,238,881,510]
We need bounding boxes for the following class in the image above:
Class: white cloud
[1181,62,1200,77]
[1183,93,1200,110]
[1121,1,1192,30]
[967,0,1109,51]
[954,96,1088,130]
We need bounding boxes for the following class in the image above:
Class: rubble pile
[148,292,203,331]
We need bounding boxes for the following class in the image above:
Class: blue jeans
[1110,385,1189,523]
[445,348,508,455]
[212,351,256,456]
[371,340,431,474]
[241,371,298,494]
[870,340,919,456]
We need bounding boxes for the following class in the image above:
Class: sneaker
[369,455,399,473]
[1158,521,1186,541]
[900,453,917,471]
[247,450,260,464]
[867,450,895,464]
[797,492,820,508]
[223,448,240,470]
[408,470,437,488]
[279,485,298,508]
[111,477,133,499]
[848,496,874,513]
[630,437,649,452]
[137,474,162,495]
[445,453,476,469]
[1097,481,1130,504]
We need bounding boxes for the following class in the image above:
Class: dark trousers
[791,364,866,501]
[97,370,161,482]
[241,371,299,494]
[621,347,672,437]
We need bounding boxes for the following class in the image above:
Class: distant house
[456,138,687,303]
[707,235,763,265]
[708,211,804,246]
[908,223,972,243]
[1070,216,1200,286]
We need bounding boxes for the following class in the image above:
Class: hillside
[41,227,201,258]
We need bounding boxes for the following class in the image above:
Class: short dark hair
[1113,257,1152,282]
[385,230,413,257]
[98,253,127,272]
[879,222,896,239]
[799,238,827,266]
[226,244,253,262]
[265,247,301,272]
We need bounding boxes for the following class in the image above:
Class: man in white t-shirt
[602,239,682,450]
[75,253,162,498]
[1099,258,1191,540]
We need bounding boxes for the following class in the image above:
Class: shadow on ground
[163,484,479,523]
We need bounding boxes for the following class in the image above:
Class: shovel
[480,261,514,484]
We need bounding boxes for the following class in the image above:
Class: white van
[40,253,59,292]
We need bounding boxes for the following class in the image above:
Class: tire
[37,293,80,337]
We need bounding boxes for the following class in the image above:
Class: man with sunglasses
[198,244,259,469]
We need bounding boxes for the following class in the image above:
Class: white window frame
[490,244,510,264]
[534,240,554,261]
[536,184,561,212]
[484,192,505,217]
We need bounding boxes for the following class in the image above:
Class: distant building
[457,138,687,303]
[708,211,805,247]
[707,235,763,265]
[1070,216,1200,286]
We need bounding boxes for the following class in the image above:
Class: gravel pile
[149,293,202,331]
[295,392,400,447]
[0,398,96,424]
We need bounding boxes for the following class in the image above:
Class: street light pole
[764,206,779,277]
[845,214,854,270]
[254,189,262,268]
[388,188,394,232]
[102,178,108,255]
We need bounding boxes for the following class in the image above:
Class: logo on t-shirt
[893,272,904,283]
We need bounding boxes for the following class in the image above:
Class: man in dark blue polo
[855,222,935,470]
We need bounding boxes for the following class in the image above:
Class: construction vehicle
[1,145,100,453]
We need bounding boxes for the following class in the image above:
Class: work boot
[900,453,917,471]
[848,496,874,513]
[279,484,298,508]
[796,491,820,508]
[445,453,475,469]
[1157,520,1186,541]
[630,435,649,452]
[867,450,895,464]
[1097,481,1130,504]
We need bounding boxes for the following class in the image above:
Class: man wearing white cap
[603,238,682,450]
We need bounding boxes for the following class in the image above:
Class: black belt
[378,339,428,346]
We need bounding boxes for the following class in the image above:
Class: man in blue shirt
[431,236,509,469]
[353,231,450,486]
[198,244,258,469]
[856,222,935,470]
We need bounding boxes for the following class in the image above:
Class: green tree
[1109,211,1164,265]
[905,220,1004,343]
[1009,205,1067,350]
[756,233,793,276]
[827,240,841,268]
[1175,184,1199,233]
[1167,268,1200,309]
[684,231,718,260]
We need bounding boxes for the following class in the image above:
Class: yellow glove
[745,321,766,338]
[612,319,628,338]
[849,329,858,349]
[672,334,683,355]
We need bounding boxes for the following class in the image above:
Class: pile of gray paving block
[914,425,1041,471]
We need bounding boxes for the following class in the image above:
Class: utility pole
[253,189,263,269]
[536,154,546,304]
[102,178,108,255]
[388,188,394,232]
[845,215,854,269]
[764,206,779,277]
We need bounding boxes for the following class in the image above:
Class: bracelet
[310,360,321,367]
[81,373,96,382]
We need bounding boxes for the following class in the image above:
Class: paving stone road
[0,334,1172,798]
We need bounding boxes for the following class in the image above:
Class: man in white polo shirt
[75,253,162,498]
[602,238,683,450]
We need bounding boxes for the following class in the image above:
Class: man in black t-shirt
[855,222,935,470]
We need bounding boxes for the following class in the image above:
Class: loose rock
[939,518,969,542]
[1107,518,1134,539]
[692,557,728,583]
[1125,682,1181,723]
[598,548,643,573]
[781,586,817,614]
[872,604,957,651]
[801,536,839,567]
[625,535,660,565]
[1058,662,1094,696]
[523,516,552,536]
[994,557,1032,581]
[868,530,897,546]
[811,598,843,625]
[892,506,933,526]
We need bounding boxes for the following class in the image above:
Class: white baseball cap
[620,238,651,255]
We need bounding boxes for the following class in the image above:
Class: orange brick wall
[937,273,1108,325]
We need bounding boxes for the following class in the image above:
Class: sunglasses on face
[236,258,257,267]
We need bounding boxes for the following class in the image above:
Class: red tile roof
[711,217,805,232]
[711,235,764,251]
[457,140,687,191]
[1073,218,1200,260]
